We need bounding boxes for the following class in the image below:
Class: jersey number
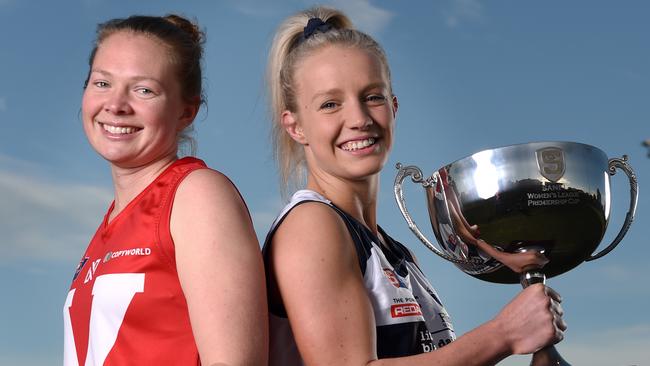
[64,273,145,366]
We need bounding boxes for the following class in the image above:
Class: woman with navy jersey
[64,15,267,365]
[263,6,565,365]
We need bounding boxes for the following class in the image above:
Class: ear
[177,97,201,131]
[281,110,308,145]
[391,95,399,118]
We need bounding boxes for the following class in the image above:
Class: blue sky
[0,0,648,365]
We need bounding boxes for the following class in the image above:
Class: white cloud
[565,324,650,365]
[497,324,650,366]
[563,263,649,298]
[0,157,112,263]
[599,263,641,281]
[223,0,393,34]
[0,354,54,366]
[445,0,484,28]
[331,0,393,35]
[0,97,6,111]
[224,0,283,18]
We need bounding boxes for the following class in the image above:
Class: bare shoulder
[173,168,249,217]
[274,201,349,247]
[177,168,242,201]
[171,168,254,251]
[271,201,357,272]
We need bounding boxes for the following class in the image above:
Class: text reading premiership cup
[394,141,638,366]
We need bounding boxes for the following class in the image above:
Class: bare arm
[271,202,377,366]
[271,203,564,366]
[172,169,268,366]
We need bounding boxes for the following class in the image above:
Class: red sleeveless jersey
[63,157,207,366]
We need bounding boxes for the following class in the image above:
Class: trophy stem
[529,345,571,366]
[520,267,571,366]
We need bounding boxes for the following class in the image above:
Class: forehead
[293,45,390,94]
[93,31,174,72]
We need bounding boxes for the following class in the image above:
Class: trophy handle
[520,261,571,366]
[586,155,639,261]
[529,344,571,366]
[394,163,468,264]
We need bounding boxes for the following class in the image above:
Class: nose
[346,101,373,130]
[104,89,133,115]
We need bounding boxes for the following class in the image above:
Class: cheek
[156,111,183,136]
[81,98,94,137]
[382,115,395,148]
[81,92,98,123]
[310,125,339,149]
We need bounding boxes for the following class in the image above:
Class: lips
[97,121,142,135]
[340,137,377,152]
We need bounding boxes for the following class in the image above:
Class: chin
[347,165,384,180]
[94,147,139,167]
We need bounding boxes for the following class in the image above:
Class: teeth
[101,123,138,135]
[341,138,376,151]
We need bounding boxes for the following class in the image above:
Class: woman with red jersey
[263,6,565,366]
[64,15,267,365]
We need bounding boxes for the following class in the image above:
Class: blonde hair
[267,6,393,195]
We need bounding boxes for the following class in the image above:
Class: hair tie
[302,17,332,40]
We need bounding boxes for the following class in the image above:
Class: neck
[306,172,380,236]
[108,154,178,221]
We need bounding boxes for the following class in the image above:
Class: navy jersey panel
[263,190,456,365]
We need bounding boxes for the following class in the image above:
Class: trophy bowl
[394,141,638,284]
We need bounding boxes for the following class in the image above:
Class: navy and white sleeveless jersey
[263,190,456,365]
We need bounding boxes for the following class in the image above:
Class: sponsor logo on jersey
[84,258,102,284]
[438,311,453,328]
[103,247,152,263]
[383,268,408,289]
[73,256,89,281]
[424,286,444,307]
[391,302,423,318]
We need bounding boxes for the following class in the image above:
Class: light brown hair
[85,14,205,155]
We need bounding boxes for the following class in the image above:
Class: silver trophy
[394,141,638,365]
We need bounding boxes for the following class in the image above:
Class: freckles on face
[82,31,191,166]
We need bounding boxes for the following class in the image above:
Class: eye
[365,94,387,105]
[319,101,339,110]
[93,80,109,88]
[135,87,156,97]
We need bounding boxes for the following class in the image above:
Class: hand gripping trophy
[394,141,638,365]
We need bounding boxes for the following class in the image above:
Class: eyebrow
[310,82,389,104]
[310,88,342,104]
[90,69,163,85]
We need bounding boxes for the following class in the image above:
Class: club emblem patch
[73,256,89,281]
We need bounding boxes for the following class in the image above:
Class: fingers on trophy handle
[529,285,571,366]
[587,155,639,261]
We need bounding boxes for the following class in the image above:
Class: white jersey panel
[264,189,455,364]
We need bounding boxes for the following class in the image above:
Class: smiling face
[283,45,397,184]
[82,31,196,168]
